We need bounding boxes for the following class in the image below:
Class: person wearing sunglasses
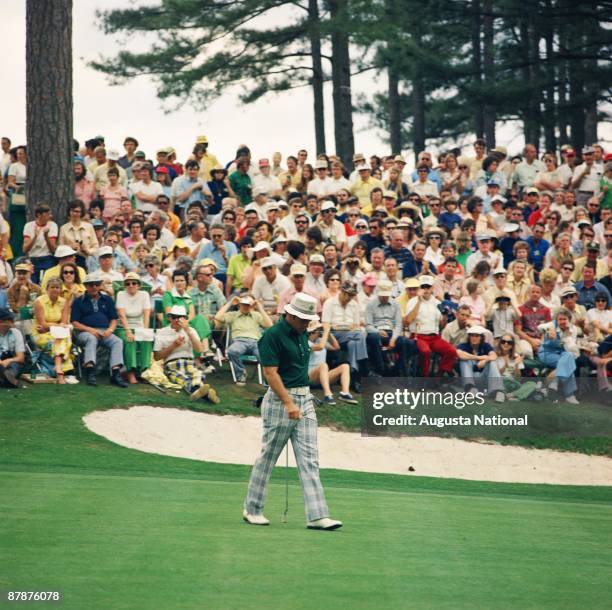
[71,273,128,388]
[115,272,153,384]
[495,334,539,401]
[154,305,219,403]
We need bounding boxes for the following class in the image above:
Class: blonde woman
[31,278,74,383]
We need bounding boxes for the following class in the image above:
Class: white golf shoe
[242,510,270,526]
[306,517,343,530]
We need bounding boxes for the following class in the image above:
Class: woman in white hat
[115,272,153,383]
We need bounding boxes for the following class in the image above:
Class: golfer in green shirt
[243,292,343,530]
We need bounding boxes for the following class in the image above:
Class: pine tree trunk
[482,0,495,147]
[308,0,326,154]
[328,0,355,167]
[388,65,402,154]
[568,20,585,153]
[557,23,570,145]
[472,0,484,139]
[26,0,73,221]
[528,8,542,150]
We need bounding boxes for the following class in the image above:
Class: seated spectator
[190,263,227,321]
[537,309,580,404]
[7,262,40,313]
[495,334,539,400]
[71,273,128,388]
[442,304,472,345]
[575,263,611,310]
[304,254,327,296]
[515,285,551,358]
[226,237,254,297]
[307,321,357,405]
[252,257,290,315]
[486,292,520,341]
[321,281,369,392]
[433,258,462,304]
[196,223,238,283]
[506,260,532,305]
[31,278,74,384]
[40,245,87,291]
[588,292,612,342]
[0,308,25,387]
[115,272,153,384]
[365,280,416,376]
[162,270,211,355]
[153,305,219,403]
[456,325,504,401]
[405,275,457,377]
[214,295,273,385]
[277,263,322,314]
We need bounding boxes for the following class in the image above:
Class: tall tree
[482,0,495,147]
[26,0,73,220]
[471,0,484,139]
[327,0,355,165]
[308,0,327,154]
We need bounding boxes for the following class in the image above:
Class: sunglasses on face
[88,282,102,287]
[146,263,156,268]
[429,235,441,240]
[296,220,308,225]
[562,267,573,271]
[62,270,75,275]
[595,298,607,302]
[168,315,187,320]
[500,339,514,345]
[328,277,340,282]
[125,281,140,286]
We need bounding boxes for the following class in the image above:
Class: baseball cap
[467,325,487,335]
[315,159,328,170]
[419,275,434,287]
[503,223,520,233]
[377,280,393,296]
[107,149,120,161]
[362,274,378,287]
[309,254,325,265]
[320,201,337,212]
[260,257,274,268]
[253,241,271,253]
[404,278,419,289]
[97,246,113,257]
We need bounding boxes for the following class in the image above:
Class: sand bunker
[83,406,612,486]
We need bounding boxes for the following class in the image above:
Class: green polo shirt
[258,316,310,388]
[227,254,251,290]
[229,171,252,205]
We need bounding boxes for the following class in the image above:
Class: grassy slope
[1,374,611,609]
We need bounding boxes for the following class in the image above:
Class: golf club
[282,444,289,523]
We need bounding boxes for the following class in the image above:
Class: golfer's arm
[263,366,293,406]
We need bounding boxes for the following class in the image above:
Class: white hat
[476,232,494,241]
[253,241,271,253]
[260,257,275,268]
[107,149,120,161]
[277,200,289,209]
[284,292,319,321]
[55,245,77,258]
[271,235,288,245]
[377,280,393,297]
[266,202,280,212]
[315,159,328,170]
[307,320,323,332]
[320,200,337,212]
[97,246,114,257]
[309,254,325,265]
[492,266,507,275]
[290,263,307,276]
[467,325,487,335]
[83,272,102,284]
[244,203,259,214]
[419,275,434,287]
[168,305,188,317]
[503,223,520,233]
[383,190,398,199]
[239,295,254,305]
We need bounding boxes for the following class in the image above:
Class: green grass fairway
[1,377,611,609]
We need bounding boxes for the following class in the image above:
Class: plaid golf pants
[245,387,329,522]
[164,358,203,394]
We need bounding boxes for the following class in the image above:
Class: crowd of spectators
[0,134,610,405]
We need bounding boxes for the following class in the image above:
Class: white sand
[83,406,612,486]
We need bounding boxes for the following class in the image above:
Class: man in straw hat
[243,292,342,530]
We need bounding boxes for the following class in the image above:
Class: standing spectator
[22,203,58,284]
[130,163,164,212]
[512,144,545,191]
[572,146,603,206]
[405,275,457,376]
[73,158,96,208]
[99,167,130,221]
[229,157,253,205]
[207,167,233,215]
[59,199,99,267]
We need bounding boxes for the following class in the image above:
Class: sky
[2,1,610,170]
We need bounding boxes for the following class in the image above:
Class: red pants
[415,334,457,376]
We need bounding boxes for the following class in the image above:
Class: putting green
[1,381,611,609]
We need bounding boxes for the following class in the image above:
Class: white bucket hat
[284,292,319,321]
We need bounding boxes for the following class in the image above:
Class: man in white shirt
[317,200,347,250]
[252,257,291,314]
[252,158,282,198]
[329,162,351,193]
[93,149,128,189]
[183,221,210,257]
[556,146,576,187]
[22,203,59,284]
[321,280,368,392]
[304,254,326,297]
[129,163,164,212]
[405,275,457,376]
[308,160,335,198]
[571,146,603,205]
[512,143,545,191]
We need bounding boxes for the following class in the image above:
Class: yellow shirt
[41,265,87,291]
[33,294,66,329]
[571,257,608,282]
[351,177,384,207]
[506,276,532,305]
[197,152,221,182]
[221,311,265,341]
